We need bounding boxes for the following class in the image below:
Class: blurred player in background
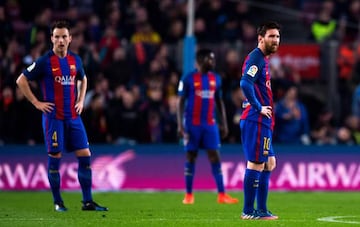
[239,21,281,220]
[177,48,238,204]
[16,20,108,212]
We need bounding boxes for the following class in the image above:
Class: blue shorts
[183,124,220,152]
[240,120,275,163]
[42,116,89,153]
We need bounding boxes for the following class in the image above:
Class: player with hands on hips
[16,20,108,212]
[239,21,281,220]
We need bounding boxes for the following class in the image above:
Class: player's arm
[240,78,262,111]
[240,78,272,118]
[215,95,229,138]
[215,75,228,138]
[177,77,188,138]
[76,75,87,115]
[16,74,54,113]
[176,95,186,138]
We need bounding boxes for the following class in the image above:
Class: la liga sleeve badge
[246,65,258,77]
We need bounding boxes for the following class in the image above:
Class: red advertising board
[274,44,320,80]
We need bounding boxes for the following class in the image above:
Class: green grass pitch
[0,191,359,226]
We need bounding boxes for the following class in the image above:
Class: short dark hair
[257,21,281,37]
[196,48,214,63]
[51,20,71,34]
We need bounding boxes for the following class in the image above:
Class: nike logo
[52,67,60,71]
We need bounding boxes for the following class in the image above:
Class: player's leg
[256,128,274,212]
[182,125,199,204]
[242,161,263,219]
[206,150,225,193]
[75,148,93,203]
[69,118,108,211]
[43,117,67,211]
[183,150,197,204]
[204,125,238,204]
[240,120,264,219]
[48,152,67,212]
[241,120,278,220]
[75,148,107,211]
[256,155,278,219]
[206,149,239,204]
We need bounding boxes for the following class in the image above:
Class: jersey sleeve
[240,79,262,111]
[242,53,263,83]
[22,56,46,80]
[240,52,264,112]
[177,73,189,97]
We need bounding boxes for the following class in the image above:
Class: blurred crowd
[1,0,360,146]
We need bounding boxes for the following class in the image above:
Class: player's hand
[260,106,272,119]
[33,101,54,113]
[75,101,84,115]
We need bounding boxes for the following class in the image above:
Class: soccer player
[16,20,108,212]
[239,21,281,220]
[177,48,238,205]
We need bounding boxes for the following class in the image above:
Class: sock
[243,168,261,214]
[184,162,195,194]
[211,162,225,194]
[257,170,271,211]
[78,156,93,202]
[47,156,63,204]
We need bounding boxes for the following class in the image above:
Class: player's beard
[203,65,214,72]
[265,42,279,55]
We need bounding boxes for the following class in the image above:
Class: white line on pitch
[318,216,360,224]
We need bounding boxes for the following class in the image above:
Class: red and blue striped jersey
[240,48,275,130]
[23,50,86,120]
[178,70,222,126]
